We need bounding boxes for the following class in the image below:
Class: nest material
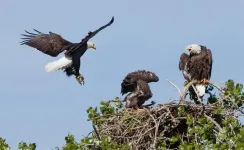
[89,80,241,150]
[96,101,225,150]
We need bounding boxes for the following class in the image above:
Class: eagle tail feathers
[195,84,206,97]
[45,56,72,72]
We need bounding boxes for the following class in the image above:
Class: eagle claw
[76,74,85,85]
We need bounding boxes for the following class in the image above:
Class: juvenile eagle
[179,44,213,97]
[20,17,114,85]
[121,70,159,109]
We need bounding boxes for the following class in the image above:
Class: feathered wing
[65,16,114,55]
[189,48,212,81]
[179,53,191,81]
[187,48,213,97]
[121,70,159,95]
[20,29,73,57]
[206,49,213,80]
[136,80,153,107]
[124,79,152,108]
[124,70,159,83]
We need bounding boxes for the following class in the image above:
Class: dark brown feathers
[179,46,213,81]
[65,16,114,55]
[179,53,191,81]
[20,29,72,57]
[20,16,114,57]
[121,70,159,108]
[179,53,189,71]
[124,79,152,108]
[123,70,159,83]
[121,70,159,95]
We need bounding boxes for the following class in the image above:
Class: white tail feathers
[195,84,206,97]
[45,56,72,72]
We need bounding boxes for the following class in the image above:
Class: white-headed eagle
[179,44,213,97]
[20,17,114,85]
[121,70,159,110]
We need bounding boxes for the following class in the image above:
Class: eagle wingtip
[110,16,114,24]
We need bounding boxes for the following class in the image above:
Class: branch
[208,81,225,94]
[167,79,181,96]
[191,85,202,103]
[180,80,198,104]
[204,113,223,133]
[150,115,158,150]
[93,125,101,140]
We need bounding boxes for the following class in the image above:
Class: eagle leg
[71,67,85,85]
[76,74,85,85]
[200,78,209,85]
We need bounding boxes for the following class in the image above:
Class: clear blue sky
[1,0,244,149]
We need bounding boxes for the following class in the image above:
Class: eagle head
[185,44,201,54]
[87,41,96,50]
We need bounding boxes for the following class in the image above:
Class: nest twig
[87,80,238,150]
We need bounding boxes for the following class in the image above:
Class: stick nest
[90,80,242,150]
[97,101,227,150]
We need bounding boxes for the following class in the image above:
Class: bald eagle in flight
[20,17,114,85]
[121,70,159,109]
[179,44,213,97]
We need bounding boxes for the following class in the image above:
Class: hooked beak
[185,46,191,51]
[92,45,96,50]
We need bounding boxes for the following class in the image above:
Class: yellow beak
[185,46,191,51]
[92,45,96,50]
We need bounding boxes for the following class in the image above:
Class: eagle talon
[76,75,85,85]
[200,78,208,85]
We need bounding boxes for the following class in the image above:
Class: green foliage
[0,138,10,150]
[1,79,244,150]
[18,142,36,150]
[223,79,244,107]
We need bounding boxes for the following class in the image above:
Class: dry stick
[150,115,158,150]
[167,79,225,106]
[93,124,101,140]
[180,80,199,104]
[208,81,225,94]
[191,85,201,103]
[166,108,177,127]
[166,79,199,104]
[167,79,182,96]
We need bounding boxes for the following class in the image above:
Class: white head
[185,44,201,54]
[87,41,96,50]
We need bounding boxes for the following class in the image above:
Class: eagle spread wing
[66,16,114,55]
[20,29,72,57]
[121,70,159,95]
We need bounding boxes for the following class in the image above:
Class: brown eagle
[179,44,213,97]
[20,17,114,85]
[121,70,159,109]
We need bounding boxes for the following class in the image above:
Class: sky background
[1,0,244,149]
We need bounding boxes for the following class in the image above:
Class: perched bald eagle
[20,17,114,85]
[121,70,159,109]
[179,44,213,97]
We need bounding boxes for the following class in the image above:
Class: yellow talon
[76,74,85,85]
